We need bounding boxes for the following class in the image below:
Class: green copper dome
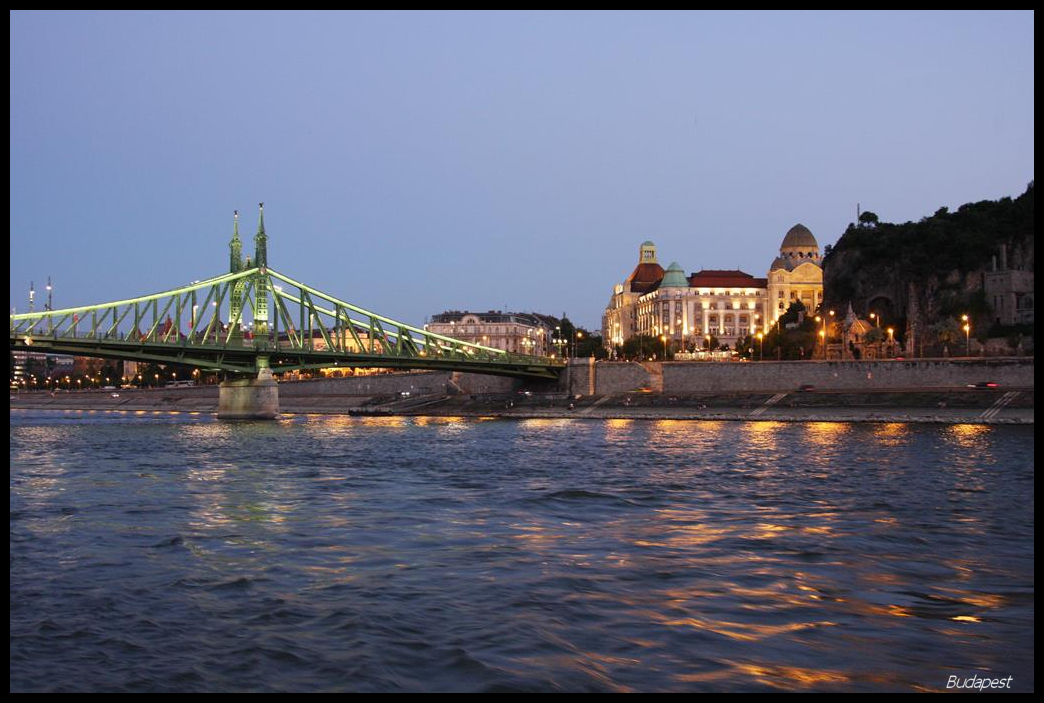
[660,261,689,287]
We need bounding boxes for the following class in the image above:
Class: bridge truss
[10,267,565,381]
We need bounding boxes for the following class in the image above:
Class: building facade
[602,241,664,349]
[426,311,559,357]
[603,224,824,354]
[766,224,824,321]
[984,244,1034,326]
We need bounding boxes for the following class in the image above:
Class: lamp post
[815,315,826,360]
[887,327,895,357]
[757,332,764,361]
[660,334,667,360]
[962,315,970,356]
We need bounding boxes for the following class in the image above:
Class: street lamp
[887,327,895,357]
[660,334,667,360]
[757,332,764,361]
[962,314,970,356]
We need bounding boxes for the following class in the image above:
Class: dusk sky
[10,11,1034,331]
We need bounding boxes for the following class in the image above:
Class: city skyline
[10,11,1034,331]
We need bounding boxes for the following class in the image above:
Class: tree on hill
[858,210,880,228]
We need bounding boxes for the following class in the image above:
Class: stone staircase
[640,362,664,393]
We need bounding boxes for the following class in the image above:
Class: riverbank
[10,387,1033,424]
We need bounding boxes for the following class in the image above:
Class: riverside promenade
[10,358,1034,425]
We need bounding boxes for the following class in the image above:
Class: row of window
[431,325,543,335]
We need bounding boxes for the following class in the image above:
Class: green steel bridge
[10,206,565,382]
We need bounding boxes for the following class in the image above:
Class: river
[10,411,1035,691]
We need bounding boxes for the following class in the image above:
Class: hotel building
[603,225,824,352]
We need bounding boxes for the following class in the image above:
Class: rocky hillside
[823,183,1034,351]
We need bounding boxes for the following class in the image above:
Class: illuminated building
[766,224,824,322]
[426,311,558,356]
[604,225,824,353]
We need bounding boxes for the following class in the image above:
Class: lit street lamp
[962,314,971,356]
[757,332,764,361]
[660,334,667,360]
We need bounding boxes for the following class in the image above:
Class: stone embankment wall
[568,358,1034,395]
[275,371,520,397]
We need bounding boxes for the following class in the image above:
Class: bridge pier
[217,367,279,420]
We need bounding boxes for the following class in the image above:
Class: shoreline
[10,398,1034,425]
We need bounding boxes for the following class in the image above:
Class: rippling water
[10,411,1035,692]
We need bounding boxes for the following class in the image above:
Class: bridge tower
[217,203,278,419]
[228,210,244,342]
[253,202,269,338]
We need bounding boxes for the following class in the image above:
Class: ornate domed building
[767,224,824,322]
[603,225,826,356]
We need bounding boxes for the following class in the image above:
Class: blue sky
[10,11,1034,330]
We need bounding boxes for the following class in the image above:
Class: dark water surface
[10,411,1035,692]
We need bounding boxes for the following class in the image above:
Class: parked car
[797,384,816,392]
[967,381,999,389]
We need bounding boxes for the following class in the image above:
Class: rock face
[822,184,1034,353]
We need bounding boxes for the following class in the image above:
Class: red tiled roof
[626,262,664,293]
[688,269,767,288]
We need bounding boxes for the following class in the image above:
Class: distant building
[426,311,559,357]
[837,303,884,360]
[984,244,1033,325]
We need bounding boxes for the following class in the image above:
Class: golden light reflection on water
[358,415,409,429]
[717,661,850,688]
[804,421,850,449]
[945,423,992,449]
[872,422,911,447]
[508,523,563,546]
[642,419,727,450]
[302,414,355,431]
[182,422,236,442]
[739,421,785,450]
[602,418,635,446]
[663,614,837,642]
[520,418,574,430]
